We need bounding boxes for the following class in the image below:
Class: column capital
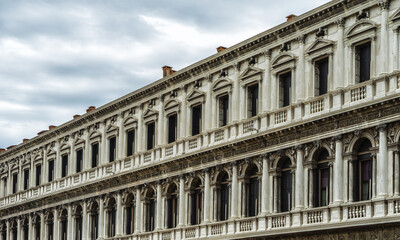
[296,35,306,44]
[379,0,390,10]
[332,135,342,141]
[295,145,304,151]
[335,18,346,28]
[376,124,387,132]
[262,49,272,59]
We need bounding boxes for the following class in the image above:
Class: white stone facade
[1,0,400,239]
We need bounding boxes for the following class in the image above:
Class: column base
[291,210,302,227]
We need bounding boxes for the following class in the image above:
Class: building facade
[1,0,400,239]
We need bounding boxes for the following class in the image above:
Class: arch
[243,163,261,217]
[144,187,156,232]
[87,200,99,240]
[164,98,181,111]
[189,176,203,225]
[73,205,83,240]
[216,170,230,221]
[271,52,296,68]
[274,155,294,170]
[187,88,205,104]
[348,132,376,153]
[166,182,179,229]
[211,78,233,92]
[124,116,138,126]
[311,146,331,163]
[124,191,136,235]
[89,130,101,139]
[306,39,335,55]
[345,20,378,39]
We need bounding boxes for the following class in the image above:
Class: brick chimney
[49,125,56,131]
[286,14,297,21]
[0,148,5,153]
[162,66,175,77]
[73,114,80,119]
[23,138,29,143]
[217,46,227,53]
[86,106,96,113]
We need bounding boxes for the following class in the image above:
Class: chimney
[86,106,96,113]
[73,114,81,119]
[0,148,5,153]
[162,66,175,77]
[37,130,47,135]
[216,46,227,53]
[49,125,56,131]
[286,14,297,21]
[23,138,29,143]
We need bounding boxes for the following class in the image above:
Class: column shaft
[295,148,304,209]
[395,151,400,196]
[156,183,162,230]
[116,193,122,235]
[231,164,238,218]
[135,188,141,233]
[99,197,104,238]
[178,177,185,226]
[333,138,343,203]
[273,176,278,213]
[204,171,210,222]
[349,160,354,202]
[377,126,388,197]
[261,156,269,215]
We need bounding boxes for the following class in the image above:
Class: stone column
[232,63,240,121]
[295,146,304,209]
[67,205,72,240]
[117,114,124,160]
[157,98,164,147]
[296,36,306,101]
[53,208,58,240]
[273,175,278,213]
[377,124,388,198]
[116,192,122,236]
[100,123,106,166]
[379,0,390,74]
[333,136,343,203]
[40,212,45,240]
[98,197,104,239]
[135,188,141,233]
[231,163,238,219]
[17,218,21,240]
[271,74,277,110]
[204,170,211,223]
[262,51,272,111]
[309,168,314,207]
[6,220,9,240]
[261,155,269,215]
[348,160,354,202]
[178,176,185,227]
[205,76,213,131]
[395,151,400,196]
[394,28,399,71]
[84,132,90,171]
[81,203,87,240]
[156,183,162,230]
[335,18,346,89]
[180,86,187,138]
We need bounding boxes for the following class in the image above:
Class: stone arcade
[1,0,400,239]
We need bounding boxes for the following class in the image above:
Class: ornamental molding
[345,19,378,40]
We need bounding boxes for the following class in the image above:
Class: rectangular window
[109,136,116,162]
[356,42,371,83]
[147,122,155,150]
[315,57,329,96]
[191,105,202,136]
[126,130,135,156]
[92,143,99,168]
[218,95,229,127]
[279,72,292,107]
[35,164,42,186]
[76,149,83,173]
[168,114,177,143]
[48,159,54,182]
[23,169,29,190]
[61,154,68,178]
[247,84,259,117]
[12,173,18,194]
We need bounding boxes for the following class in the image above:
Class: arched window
[74,206,83,240]
[166,184,178,228]
[124,193,135,235]
[32,215,41,240]
[106,198,117,237]
[190,178,203,225]
[353,138,373,201]
[60,209,68,240]
[45,212,54,240]
[244,164,260,217]
[279,157,292,212]
[217,171,230,221]
[0,222,6,240]
[88,202,99,240]
[144,189,156,232]
[10,220,17,240]
[313,149,330,207]
[22,217,29,240]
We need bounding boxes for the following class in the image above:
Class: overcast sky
[0,0,331,148]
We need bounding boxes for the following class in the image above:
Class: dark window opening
[23,169,29,190]
[34,224,40,240]
[313,149,330,207]
[125,202,135,234]
[219,95,229,127]
[23,225,28,240]
[76,149,83,173]
[190,179,202,225]
[109,137,116,162]
[192,105,202,136]
[48,160,54,182]
[167,185,178,229]
[279,72,292,108]
[61,219,67,240]
[12,173,18,194]
[246,166,259,217]
[90,213,99,240]
[126,130,135,156]
[247,84,259,117]
[107,203,116,237]
[315,58,329,96]
[91,143,99,168]
[145,193,156,232]
[75,216,83,240]
[3,178,7,196]
[35,164,42,186]
[218,172,230,221]
[48,223,54,240]
[168,114,178,144]
[61,154,68,178]
[147,122,155,150]
[353,139,372,202]
[356,42,371,83]
[280,158,292,212]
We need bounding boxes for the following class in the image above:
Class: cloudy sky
[0,0,330,148]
